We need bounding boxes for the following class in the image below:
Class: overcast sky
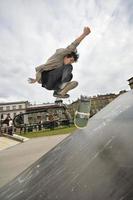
[0,0,132,104]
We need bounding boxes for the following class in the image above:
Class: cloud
[0,0,132,104]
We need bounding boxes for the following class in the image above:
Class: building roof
[127,77,133,81]
[0,101,29,106]
[27,104,66,111]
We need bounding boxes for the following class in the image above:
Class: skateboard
[53,93,69,99]
[74,97,91,129]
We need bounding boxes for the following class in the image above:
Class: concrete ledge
[2,134,29,143]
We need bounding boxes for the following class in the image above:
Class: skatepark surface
[0,134,69,188]
[0,90,133,200]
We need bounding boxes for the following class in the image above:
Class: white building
[0,101,29,120]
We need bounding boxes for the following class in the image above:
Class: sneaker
[53,91,70,98]
[59,81,78,96]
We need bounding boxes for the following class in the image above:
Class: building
[90,93,118,116]
[13,102,72,129]
[127,77,133,89]
[25,103,71,125]
[0,101,29,121]
[67,91,127,118]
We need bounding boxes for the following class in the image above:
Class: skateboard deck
[53,93,69,99]
[74,98,91,129]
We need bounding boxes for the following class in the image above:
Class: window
[1,114,3,119]
[0,107,3,111]
[19,105,22,109]
[6,106,10,110]
[12,105,16,110]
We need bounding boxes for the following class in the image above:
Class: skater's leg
[59,81,78,96]
[41,66,63,90]
[41,64,78,97]
[57,64,73,91]
[53,64,73,90]
[61,64,73,83]
[42,64,73,91]
[57,64,78,95]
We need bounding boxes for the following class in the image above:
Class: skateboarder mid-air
[28,26,91,98]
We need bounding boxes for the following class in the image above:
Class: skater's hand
[28,78,36,84]
[83,27,91,36]
[72,26,91,45]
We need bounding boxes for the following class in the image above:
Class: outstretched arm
[75,26,91,44]
[66,26,91,52]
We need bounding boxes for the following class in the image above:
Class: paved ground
[0,134,29,151]
[0,137,20,151]
[0,134,69,188]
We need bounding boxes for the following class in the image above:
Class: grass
[17,126,77,138]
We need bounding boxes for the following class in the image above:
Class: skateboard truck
[75,111,90,119]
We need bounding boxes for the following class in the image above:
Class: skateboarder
[28,26,91,98]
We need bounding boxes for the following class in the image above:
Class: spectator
[48,114,55,130]
[8,119,13,135]
[38,121,42,131]
[24,124,27,133]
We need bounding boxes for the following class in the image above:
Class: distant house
[0,101,29,122]
[25,103,71,124]
[67,91,127,118]
[13,103,72,128]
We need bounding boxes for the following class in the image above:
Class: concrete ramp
[0,90,133,200]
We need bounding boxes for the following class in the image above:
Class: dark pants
[8,126,13,135]
[41,64,73,91]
